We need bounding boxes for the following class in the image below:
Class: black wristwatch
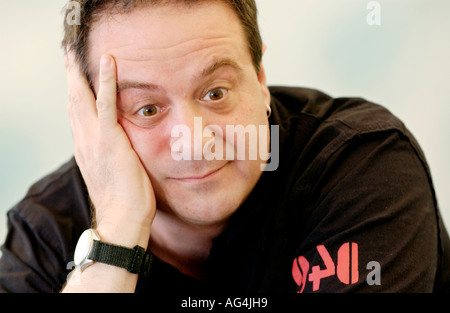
[74,229,153,277]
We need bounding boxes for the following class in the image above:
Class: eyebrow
[117,81,160,93]
[198,57,242,80]
[117,57,242,93]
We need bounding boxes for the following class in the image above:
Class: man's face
[87,2,271,226]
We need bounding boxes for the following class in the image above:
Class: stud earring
[266,103,272,118]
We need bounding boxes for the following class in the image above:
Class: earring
[266,103,272,118]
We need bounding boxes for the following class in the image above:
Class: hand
[65,52,156,248]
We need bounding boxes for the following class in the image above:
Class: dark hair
[62,0,263,85]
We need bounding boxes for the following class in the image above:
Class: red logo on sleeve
[292,242,359,292]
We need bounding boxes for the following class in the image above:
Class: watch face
[74,229,95,266]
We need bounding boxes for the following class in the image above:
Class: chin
[164,191,243,227]
[151,160,263,227]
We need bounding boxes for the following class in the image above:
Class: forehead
[86,2,250,80]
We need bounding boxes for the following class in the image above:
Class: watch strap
[89,241,153,277]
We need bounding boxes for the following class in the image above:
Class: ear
[257,44,271,110]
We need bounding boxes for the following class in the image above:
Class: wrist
[67,227,153,292]
[95,221,152,250]
[64,260,139,293]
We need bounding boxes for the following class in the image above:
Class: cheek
[118,118,169,168]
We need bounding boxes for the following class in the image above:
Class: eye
[202,88,227,101]
[138,104,161,117]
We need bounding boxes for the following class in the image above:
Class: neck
[148,209,228,282]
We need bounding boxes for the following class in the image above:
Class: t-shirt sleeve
[290,130,440,292]
[0,205,72,293]
[0,160,90,293]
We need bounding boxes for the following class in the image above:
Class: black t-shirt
[0,87,449,293]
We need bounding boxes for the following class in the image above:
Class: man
[0,0,449,293]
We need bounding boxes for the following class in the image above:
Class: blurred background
[0,0,449,250]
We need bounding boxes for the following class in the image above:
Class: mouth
[168,162,229,183]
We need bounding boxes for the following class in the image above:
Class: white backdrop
[1,0,449,249]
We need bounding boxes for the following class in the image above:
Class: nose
[168,103,215,161]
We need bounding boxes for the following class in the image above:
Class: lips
[169,162,229,182]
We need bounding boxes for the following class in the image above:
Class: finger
[66,50,97,128]
[96,55,118,130]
